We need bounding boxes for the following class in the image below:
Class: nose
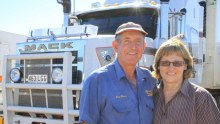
[129,42,137,49]
[168,63,175,69]
[169,63,174,66]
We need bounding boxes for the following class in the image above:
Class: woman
[152,35,220,124]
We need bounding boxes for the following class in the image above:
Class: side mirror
[180,8,187,15]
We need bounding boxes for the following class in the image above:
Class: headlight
[10,68,21,83]
[52,68,63,83]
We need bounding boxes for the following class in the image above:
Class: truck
[1,0,219,123]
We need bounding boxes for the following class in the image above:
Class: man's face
[113,30,146,67]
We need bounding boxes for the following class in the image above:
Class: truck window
[77,8,158,39]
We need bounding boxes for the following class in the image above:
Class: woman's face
[159,53,187,85]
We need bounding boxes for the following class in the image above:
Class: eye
[122,40,130,45]
[159,61,170,66]
[135,40,142,44]
[173,61,185,67]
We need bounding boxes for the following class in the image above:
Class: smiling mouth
[167,72,175,75]
[127,52,137,55]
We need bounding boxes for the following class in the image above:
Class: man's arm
[79,75,100,123]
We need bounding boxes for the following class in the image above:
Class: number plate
[27,75,48,83]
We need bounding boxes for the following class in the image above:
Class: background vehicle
[1,0,219,123]
[0,31,27,123]
[0,31,27,83]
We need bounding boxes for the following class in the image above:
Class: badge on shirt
[145,90,153,96]
[115,95,127,99]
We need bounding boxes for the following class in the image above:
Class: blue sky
[0,0,102,35]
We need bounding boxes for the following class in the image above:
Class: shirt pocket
[112,98,136,113]
[144,96,154,112]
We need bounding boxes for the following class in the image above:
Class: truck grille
[18,89,63,108]
[5,52,82,111]
[18,51,81,84]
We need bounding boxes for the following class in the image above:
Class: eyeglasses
[159,61,185,67]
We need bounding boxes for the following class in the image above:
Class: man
[79,22,156,124]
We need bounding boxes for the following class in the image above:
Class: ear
[144,41,147,48]
[112,40,118,52]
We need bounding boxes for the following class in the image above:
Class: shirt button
[163,112,166,116]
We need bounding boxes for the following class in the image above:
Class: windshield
[77,8,158,39]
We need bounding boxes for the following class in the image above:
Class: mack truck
[1,0,219,123]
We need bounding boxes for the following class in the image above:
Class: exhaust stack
[57,0,71,26]
[160,0,170,40]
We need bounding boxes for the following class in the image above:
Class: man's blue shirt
[79,60,156,124]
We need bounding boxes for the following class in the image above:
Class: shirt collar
[113,59,149,81]
[179,79,190,97]
[114,59,126,80]
[157,79,190,97]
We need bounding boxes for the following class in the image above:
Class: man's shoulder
[83,63,116,88]
[139,66,151,72]
[87,63,114,79]
[137,67,157,86]
[137,67,153,77]
[93,63,114,74]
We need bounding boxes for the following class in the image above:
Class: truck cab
[1,1,160,124]
[1,0,220,124]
